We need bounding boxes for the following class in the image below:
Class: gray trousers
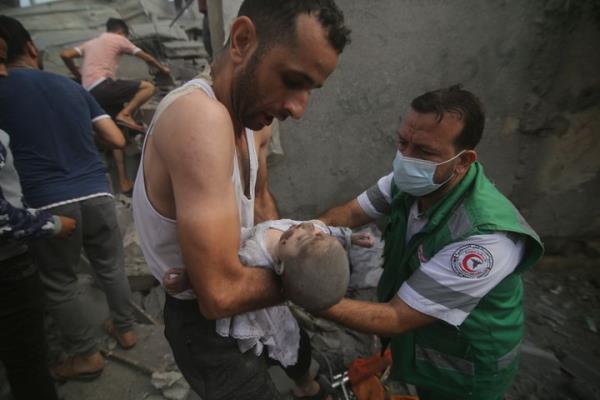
[29,196,134,357]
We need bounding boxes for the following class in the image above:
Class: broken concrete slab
[1,2,119,33]
[162,40,208,59]
[1,0,207,83]
[131,21,189,41]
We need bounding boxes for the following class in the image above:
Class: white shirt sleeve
[398,232,525,326]
[357,173,394,219]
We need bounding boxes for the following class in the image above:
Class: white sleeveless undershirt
[132,79,258,300]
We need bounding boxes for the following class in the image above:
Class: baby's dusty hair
[281,235,349,311]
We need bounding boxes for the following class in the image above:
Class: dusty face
[396,108,466,184]
[278,222,333,261]
[233,14,340,131]
[0,38,7,77]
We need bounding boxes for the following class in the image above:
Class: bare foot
[50,352,104,381]
[115,113,144,131]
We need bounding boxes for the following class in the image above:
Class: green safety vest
[378,162,544,399]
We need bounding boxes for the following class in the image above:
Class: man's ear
[456,150,477,174]
[26,41,38,59]
[228,16,257,65]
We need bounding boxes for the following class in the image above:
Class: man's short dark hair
[411,85,486,150]
[237,0,351,54]
[106,18,129,36]
[0,15,32,64]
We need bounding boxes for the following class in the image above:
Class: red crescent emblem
[451,244,494,279]
[461,253,483,272]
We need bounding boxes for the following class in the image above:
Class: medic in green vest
[319,85,544,400]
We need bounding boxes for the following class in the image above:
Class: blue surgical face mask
[392,150,464,197]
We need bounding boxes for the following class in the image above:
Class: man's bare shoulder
[153,89,234,165]
[152,90,235,189]
[156,89,232,135]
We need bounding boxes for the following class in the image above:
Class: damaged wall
[269,0,600,240]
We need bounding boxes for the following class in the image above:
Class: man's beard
[232,51,263,130]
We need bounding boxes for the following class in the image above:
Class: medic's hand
[351,232,374,248]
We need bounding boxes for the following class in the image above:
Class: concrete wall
[269,0,600,240]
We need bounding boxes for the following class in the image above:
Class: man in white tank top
[132,1,351,399]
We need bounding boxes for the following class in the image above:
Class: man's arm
[135,51,170,75]
[0,197,75,241]
[152,92,282,320]
[320,173,395,228]
[320,296,435,337]
[319,198,374,228]
[60,48,82,79]
[254,124,279,223]
[93,116,126,149]
[322,232,526,336]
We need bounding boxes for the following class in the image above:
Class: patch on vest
[450,244,494,279]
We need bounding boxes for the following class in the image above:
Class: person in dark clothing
[0,31,77,400]
[0,15,137,382]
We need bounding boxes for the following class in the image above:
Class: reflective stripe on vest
[415,345,475,376]
[497,341,521,370]
[416,341,522,376]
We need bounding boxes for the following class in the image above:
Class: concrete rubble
[0,0,208,80]
[151,371,190,400]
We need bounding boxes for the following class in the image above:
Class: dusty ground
[507,258,600,400]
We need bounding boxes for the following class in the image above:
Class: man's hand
[135,51,170,77]
[319,199,374,229]
[351,232,374,248]
[158,65,171,75]
[60,48,82,80]
[55,216,76,239]
[163,267,191,296]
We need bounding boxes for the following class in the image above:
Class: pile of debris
[0,0,209,88]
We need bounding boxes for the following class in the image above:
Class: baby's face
[278,222,328,260]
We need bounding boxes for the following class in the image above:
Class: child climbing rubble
[163,219,373,399]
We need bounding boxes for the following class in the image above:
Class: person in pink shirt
[61,18,170,194]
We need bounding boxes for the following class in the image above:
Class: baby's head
[277,222,349,311]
